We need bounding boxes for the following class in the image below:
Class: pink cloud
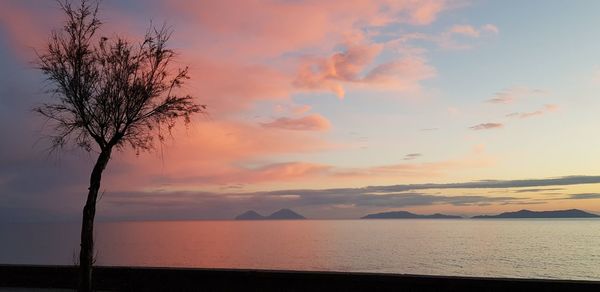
[330,148,495,181]
[482,24,500,34]
[273,104,312,115]
[2,0,467,193]
[544,104,560,112]
[107,141,495,190]
[364,57,436,87]
[104,120,335,190]
[131,161,333,187]
[449,24,499,38]
[407,0,446,25]
[294,42,435,98]
[335,162,475,178]
[436,24,499,49]
[227,162,332,184]
[293,42,382,98]
[2,0,449,107]
[261,114,331,131]
[309,148,492,183]
[450,25,481,37]
[291,105,312,115]
[160,0,446,100]
[167,0,447,58]
[0,1,60,57]
[187,58,292,114]
[0,1,147,58]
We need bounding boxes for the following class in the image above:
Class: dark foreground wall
[1,265,599,292]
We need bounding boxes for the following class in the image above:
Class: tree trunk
[78,148,112,292]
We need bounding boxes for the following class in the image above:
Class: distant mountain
[235,210,265,220]
[472,209,600,219]
[361,210,462,219]
[234,209,306,220]
[266,208,306,220]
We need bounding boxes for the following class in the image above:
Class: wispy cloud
[389,23,499,50]
[487,86,546,104]
[403,153,422,160]
[513,188,565,193]
[448,24,499,38]
[439,24,499,49]
[361,176,600,193]
[481,24,499,34]
[449,25,482,37]
[469,123,503,130]
[567,193,600,200]
[506,104,559,119]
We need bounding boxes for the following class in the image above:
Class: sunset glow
[2,0,600,221]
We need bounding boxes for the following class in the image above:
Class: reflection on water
[1,219,600,280]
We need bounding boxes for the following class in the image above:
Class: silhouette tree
[34,1,204,291]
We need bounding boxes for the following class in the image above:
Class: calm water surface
[1,219,599,280]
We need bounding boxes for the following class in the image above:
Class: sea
[1,219,599,280]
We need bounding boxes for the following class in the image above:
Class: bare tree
[34,1,204,291]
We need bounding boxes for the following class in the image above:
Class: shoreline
[1,265,599,291]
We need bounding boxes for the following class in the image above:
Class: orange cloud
[261,114,331,131]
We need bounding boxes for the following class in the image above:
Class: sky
[1,0,600,221]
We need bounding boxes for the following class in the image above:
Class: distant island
[361,210,462,219]
[472,209,599,219]
[235,208,599,220]
[235,208,306,220]
[235,210,265,220]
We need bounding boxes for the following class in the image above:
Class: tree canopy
[35,0,204,154]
